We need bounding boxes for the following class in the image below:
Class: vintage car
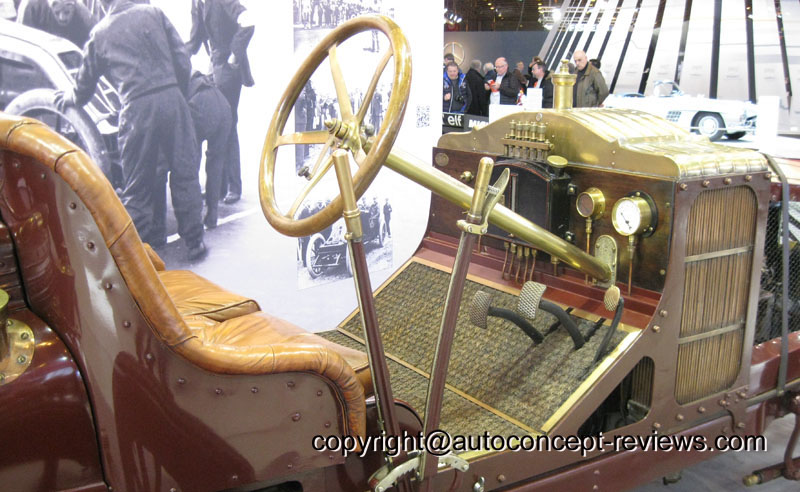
[1,14,799,492]
[603,80,757,141]
[305,201,387,278]
[0,18,121,184]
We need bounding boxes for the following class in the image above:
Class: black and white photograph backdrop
[154,0,440,332]
[1,0,441,333]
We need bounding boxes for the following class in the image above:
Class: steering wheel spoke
[287,152,335,219]
[329,44,354,122]
[355,48,393,125]
[276,129,331,148]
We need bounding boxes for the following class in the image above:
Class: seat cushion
[183,311,373,397]
[159,270,260,322]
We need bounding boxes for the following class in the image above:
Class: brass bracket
[457,168,511,235]
[0,319,34,385]
[593,235,618,288]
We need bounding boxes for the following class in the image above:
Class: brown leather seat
[0,112,372,438]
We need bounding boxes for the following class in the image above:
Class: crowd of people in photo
[442,50,608,117]
[3,0,255,262]
[292,0,384,30]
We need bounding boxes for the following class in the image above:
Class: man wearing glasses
[487,57,520,106]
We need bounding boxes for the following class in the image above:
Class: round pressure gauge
[611,195,655,237]
[577,187,606,219]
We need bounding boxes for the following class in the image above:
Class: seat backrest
[0,112,193,346]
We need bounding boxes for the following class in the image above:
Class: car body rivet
[40,173,46,180]
[69,202,77,209]
[0,373,5,382]
[170,488,177,492]
[660,269,666,276]
[765,173,772,179]
[744,175,752,182]
[329,455,335,460]
[292,413,301,422]
[497,474,506,482]
[737,422,746,429]
[145,353,153,361]
[287,381,295,388]
[215,388,223,395]
[702,180,710,188]
[6,319,12,326]
[177,378,186,385]
[593,486,599,491]
[594,470,600,476]
[723,178,732,185]
[719,399,728,406]
[251,387,259,394]
[123,321,131,328]
[698,406,706,413]
[17,355,26,364]
[653,422,661,430]
[231,475,238,481]
[287,463,293,469]
[20,332,29,340]
[324,422,331,428]
[104,282,112,290]
[676,414,684,421]
[87,241,95,250]
[659,310,668,317]
[317,390,323,396]
[652,325,661,333]
[679,183,688,191]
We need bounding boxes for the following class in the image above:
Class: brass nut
[679,183,688,191]
[702,180,711,188]
[745,175,752,182]
[723,177,732,185]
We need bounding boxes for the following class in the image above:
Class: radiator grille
[676,187,756,404]
[629,357,654,412]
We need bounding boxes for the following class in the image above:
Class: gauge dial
[611,196,653,236]
[577,187,605,219]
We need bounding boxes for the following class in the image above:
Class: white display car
[603,80,757,141]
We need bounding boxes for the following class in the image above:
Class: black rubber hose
[487,306,544,344]
[594,298,625,363]
[539,300,585,349]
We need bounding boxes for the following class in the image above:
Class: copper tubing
[502,241,510,279]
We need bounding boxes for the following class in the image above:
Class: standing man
[187,0,255,205]
[17,0,96,47]
[464,59,486,116]
[443,61,470,114]
[383,198,392,238]
[530,58,554,108]
[489,57,520,105]
[56,0,207,261]
[572,50,608,108]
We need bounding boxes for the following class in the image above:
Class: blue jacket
[443,71,471,113]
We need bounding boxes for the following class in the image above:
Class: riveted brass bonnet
[552,59,576,110]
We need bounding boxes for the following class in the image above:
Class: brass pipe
[332,150,363,240]
[515,245,523,283]
[502,241,510,279]
[377,146,612,281]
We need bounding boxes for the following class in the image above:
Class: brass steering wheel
[259,15,411,237]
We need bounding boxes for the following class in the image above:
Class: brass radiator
[675,186,757,404]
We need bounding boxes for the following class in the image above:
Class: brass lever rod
[376,146,612,282]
